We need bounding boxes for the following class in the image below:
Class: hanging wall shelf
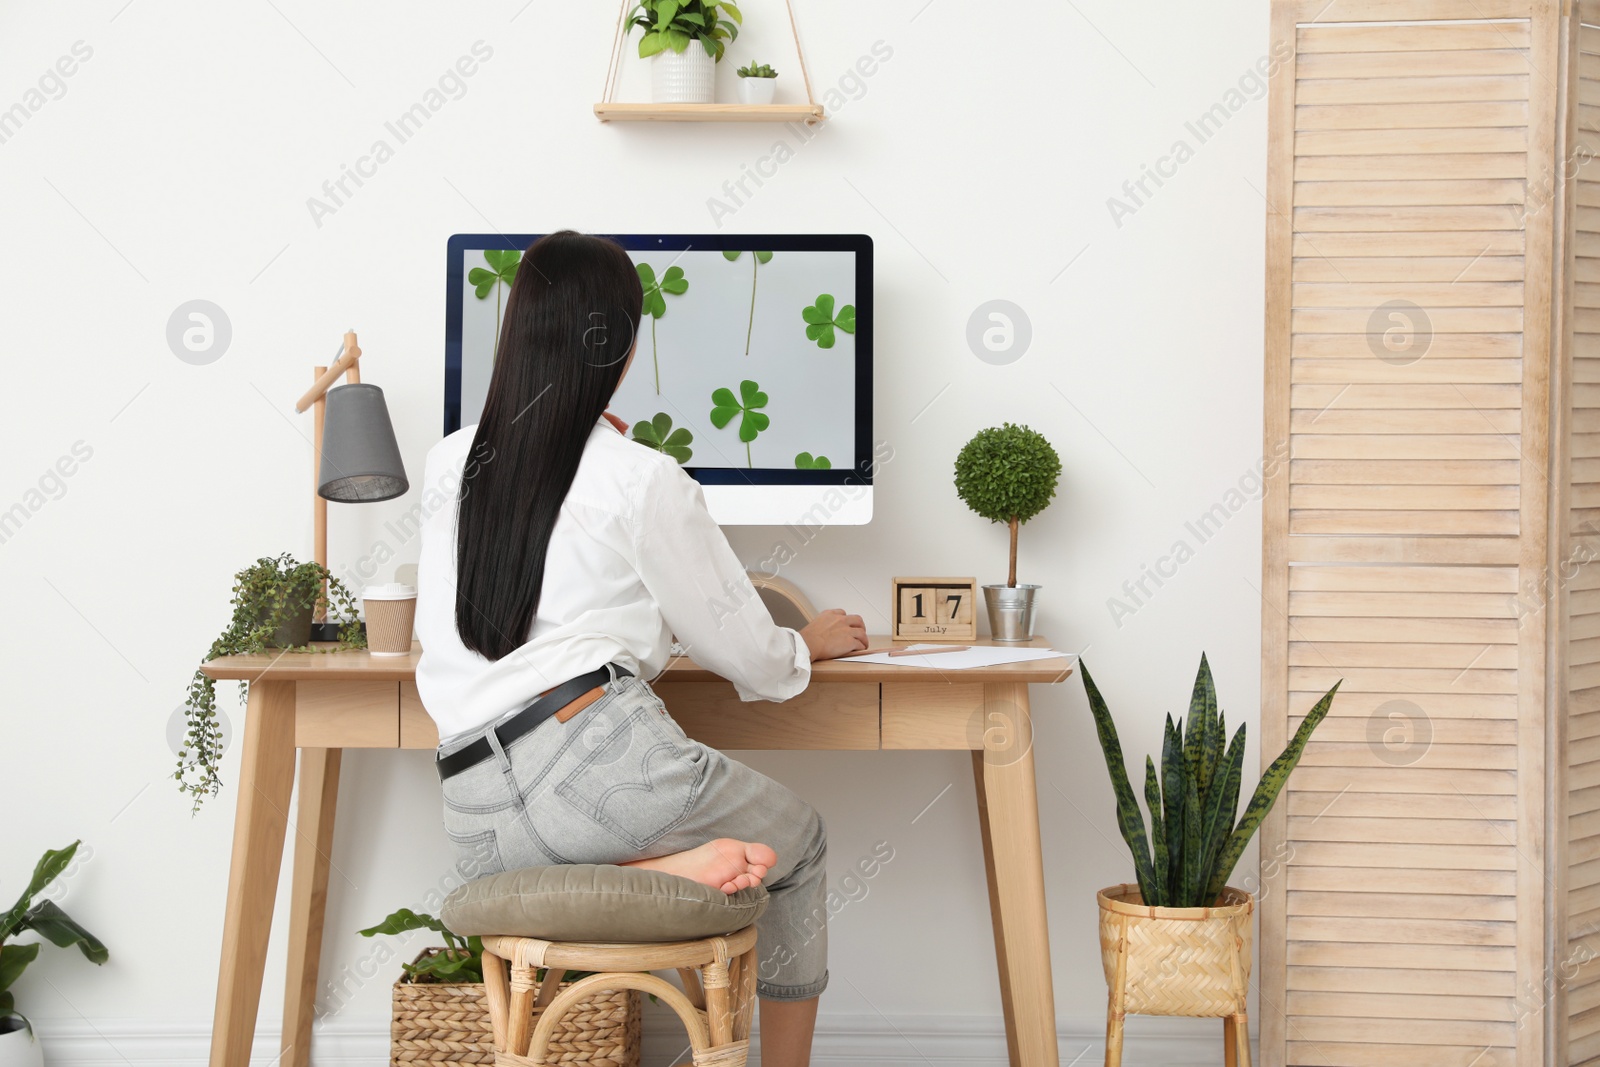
[595,0,825,126]
[594,102,824,125]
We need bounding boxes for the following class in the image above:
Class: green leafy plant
[801,293,856,349]
[794,452,830,469]
[637,262,689,394]
[2,842,108,1037]
[632,412,694,464]
[360,908,595,987]
[736,62,777,78]
[628,0,742,61]
[953,423,1061,587]
[468,249,521,361]
[709,379,769,468]
[722,250,772,354]
[1082,656,1339,908]
[177,554,365,813]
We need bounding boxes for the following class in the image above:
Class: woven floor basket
[1097,884,1253,1018]
[392,949,642,1066]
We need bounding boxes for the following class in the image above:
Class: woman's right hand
[800,608,868,661]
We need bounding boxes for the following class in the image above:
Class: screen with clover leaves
[446,234,872,487]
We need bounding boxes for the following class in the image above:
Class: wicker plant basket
[1097,884,1253,1018]
[392,949,642,1066]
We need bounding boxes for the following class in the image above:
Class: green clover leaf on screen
[710,379,770,468]
[632,412,694,465]
[468,249,521,361]
[637,262,689,393]
[723,251,773,355]
[801,293,856,349]
[794,452,831,470]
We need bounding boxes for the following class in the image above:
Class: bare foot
[622,838,777,894]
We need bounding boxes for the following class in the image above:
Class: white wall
[0,0,1271,1061]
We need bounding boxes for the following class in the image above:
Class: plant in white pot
[736,61,778,104]
[953,422,1061,641]
[1082,656,1338,1066]
[1,842,108,1067]
[628,0,743,104]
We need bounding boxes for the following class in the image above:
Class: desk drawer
[655,682,880,750]
[882,682,986,749]
[296,681,399,748]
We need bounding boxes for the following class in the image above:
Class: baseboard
[32,1011,1253,1065]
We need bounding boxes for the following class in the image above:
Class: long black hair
[454,231,642,661]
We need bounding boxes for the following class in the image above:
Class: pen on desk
[839,645,973,659]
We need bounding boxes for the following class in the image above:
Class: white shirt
[414,416,811,742]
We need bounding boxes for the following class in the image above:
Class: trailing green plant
[952,422,1061,587]
[637,262,689,393]
[360,908,595,987]
[736,62,777,78]
[1081,655,1340,908]
[632,412,694,464]
[176,553,365,814]
[722,250,772,354]
[628,0,742,61]
[2,842,108,1037]
[801,293,855,349]
[709,379,769,468]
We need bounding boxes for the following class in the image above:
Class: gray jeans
[437,667,829,1001]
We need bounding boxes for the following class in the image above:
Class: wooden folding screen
[1563,5,1600,1060]
[1261,3,1562,1065]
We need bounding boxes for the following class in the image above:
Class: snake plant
[1082,654,1339,908]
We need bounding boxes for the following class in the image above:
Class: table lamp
[295,330,409,639]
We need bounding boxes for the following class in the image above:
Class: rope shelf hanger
[595,0,825,125]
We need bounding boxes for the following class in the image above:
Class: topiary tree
[954,422,1062,587]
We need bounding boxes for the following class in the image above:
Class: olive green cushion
[440,864,768,943]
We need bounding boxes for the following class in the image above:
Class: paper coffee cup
[364,583,417,656]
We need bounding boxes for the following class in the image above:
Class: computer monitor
[445,233,873,525]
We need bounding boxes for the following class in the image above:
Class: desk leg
[282,748,342,1067]
[210,680,298,1067]
[972,682,1058,1067]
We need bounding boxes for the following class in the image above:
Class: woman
[415,230,867,1066]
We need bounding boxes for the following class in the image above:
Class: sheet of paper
[838,644,1070,670]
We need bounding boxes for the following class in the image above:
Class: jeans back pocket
[552,699,704,854]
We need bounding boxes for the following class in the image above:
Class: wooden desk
[201,639,1074,1067]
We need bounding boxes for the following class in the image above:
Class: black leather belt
[435,664,631,781]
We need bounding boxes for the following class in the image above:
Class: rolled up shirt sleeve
[632,460,812,702]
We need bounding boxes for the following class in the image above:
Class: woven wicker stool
[480,924,759,1067]
[1098,884,1254,1067]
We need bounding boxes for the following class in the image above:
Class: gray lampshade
[317,383,409,502]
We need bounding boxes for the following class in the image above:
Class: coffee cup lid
[364,583,417,600]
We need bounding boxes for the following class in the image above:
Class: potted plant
[736,61,778,105]
[2,842,108,1067]
[360,907,641,1066]
[953,422,1061,641]
[1082,656,1338,1065]
[627,0,743,104]
[175,553,365,814]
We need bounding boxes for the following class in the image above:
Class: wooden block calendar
[891,576,978,642]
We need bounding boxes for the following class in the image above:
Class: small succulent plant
[736,62,777,78]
